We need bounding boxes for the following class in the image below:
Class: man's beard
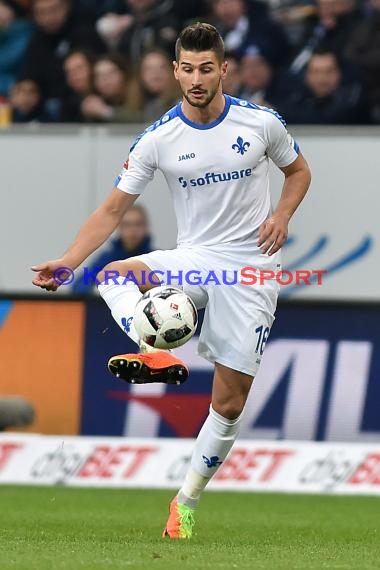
[182,79,221,109]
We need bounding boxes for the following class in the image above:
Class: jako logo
[178,153,195,161]
[178,168,253,189]
[202,455,223,468]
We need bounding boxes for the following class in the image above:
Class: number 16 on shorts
[255,325,270,356]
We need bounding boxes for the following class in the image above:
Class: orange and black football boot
[108,350,188,385]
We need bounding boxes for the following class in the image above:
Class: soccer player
[32,23,311,538]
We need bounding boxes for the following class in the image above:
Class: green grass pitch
[0,486,379,570]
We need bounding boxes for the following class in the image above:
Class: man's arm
[32,187,138,291]
[258,153,311,255]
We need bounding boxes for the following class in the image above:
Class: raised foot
[107,352,189,385]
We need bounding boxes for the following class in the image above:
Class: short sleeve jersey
[116,95,299,248]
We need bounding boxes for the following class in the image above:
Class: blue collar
[176,94,231,130]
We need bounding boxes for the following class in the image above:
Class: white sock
[177,468,209,509]
[177,405,242,508]
[98,277,141,345]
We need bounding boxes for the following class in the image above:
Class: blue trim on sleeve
[228,95,287,127]
[177,94,231,130]
[294,140,300,154]
[130,105,179,152]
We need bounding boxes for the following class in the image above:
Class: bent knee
[96,260,156,291]
[96,261,125,285]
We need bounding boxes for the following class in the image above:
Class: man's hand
[31,259,72,291]
[31,189,138,292]
[258,214,289,255]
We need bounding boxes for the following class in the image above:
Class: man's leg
[163,362,253,538]
[97,259,156,342]
[97,259,188,384]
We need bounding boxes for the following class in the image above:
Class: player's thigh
[134,249,209,307]
[97,249,208,298]
[97,259,160,293]
[198,276,279,377]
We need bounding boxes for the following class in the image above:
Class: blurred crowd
[0,0,379,125]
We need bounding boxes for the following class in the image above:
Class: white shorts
[133,244,281,376]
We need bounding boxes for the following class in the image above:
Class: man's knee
[96,262,124,285]
[212,399,245,420]
[96,260,156,291]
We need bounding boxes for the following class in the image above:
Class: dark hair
[94,53,130,77]
[310,48,341,69]
[175,22,225,63]
[140,46,172,65]
[64,49,96,66]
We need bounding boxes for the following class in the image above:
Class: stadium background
[1,124,379,441]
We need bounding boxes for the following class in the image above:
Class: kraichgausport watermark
[53,267,327,287]
[53,267,75,285]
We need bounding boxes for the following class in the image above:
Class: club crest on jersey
[178,152,196,162]
[232,136,250,155]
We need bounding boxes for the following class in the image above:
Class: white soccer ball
[133,286,198,349]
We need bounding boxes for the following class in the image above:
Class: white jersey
[116,95,299,249]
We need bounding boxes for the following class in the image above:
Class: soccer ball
[133,286,198,349]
